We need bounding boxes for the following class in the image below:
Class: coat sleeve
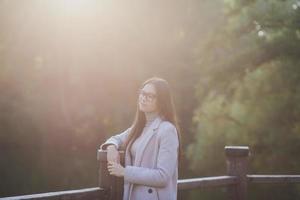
[100,127,132,150]
[124,123,179,187]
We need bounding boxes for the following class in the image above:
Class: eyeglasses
[138,89,157,102]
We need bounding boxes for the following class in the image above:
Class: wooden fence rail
[177,176,237,190]
[1,146,300,200]
[0,188,104,200]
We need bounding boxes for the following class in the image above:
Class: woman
[100,77,181,200]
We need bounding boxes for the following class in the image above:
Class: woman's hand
[107,161,125,177]
[106,145,120,164]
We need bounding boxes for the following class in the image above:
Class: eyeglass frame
[138,89,157,102]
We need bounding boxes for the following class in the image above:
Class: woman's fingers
[107,161,124,177]
[107,161,116,174]
[107,161,115,165]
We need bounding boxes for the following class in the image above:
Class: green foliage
[187,0,300,199]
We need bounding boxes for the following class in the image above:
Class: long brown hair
[124,77,182,164]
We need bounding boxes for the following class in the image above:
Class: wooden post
[225,146,249,200]
[97,149,125,200]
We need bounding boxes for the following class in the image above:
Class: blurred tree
[187,0,300,199]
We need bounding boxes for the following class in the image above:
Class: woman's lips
[140,102,146,106]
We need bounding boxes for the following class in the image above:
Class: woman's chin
[139,108,150,113]
[139,104,146,111]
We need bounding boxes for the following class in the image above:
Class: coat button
[148,188,153,193]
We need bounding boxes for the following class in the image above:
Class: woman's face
[138,83,158,113]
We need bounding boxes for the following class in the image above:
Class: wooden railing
[1,146,300,200]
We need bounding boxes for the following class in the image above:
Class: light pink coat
[100,116,179,200]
